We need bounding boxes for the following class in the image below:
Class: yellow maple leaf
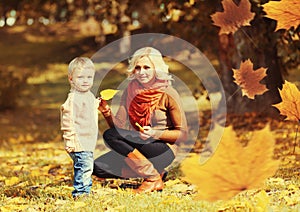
[233,59,268,99]
[273,80,300,122]
[199,124,225,163]
[181,125,279,201]
[263,0,300,31]
[211,0,255,35]
[100,89,119,100]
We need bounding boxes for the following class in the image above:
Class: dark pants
[93,127,175,178]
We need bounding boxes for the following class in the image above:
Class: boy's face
[71,68,95,92]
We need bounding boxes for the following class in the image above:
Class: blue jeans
[69,151,93,197]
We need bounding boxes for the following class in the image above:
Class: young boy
[60,57,100,199]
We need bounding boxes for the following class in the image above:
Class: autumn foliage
[0,0,299,210]
[263,0,300,31]
[181,125,279,201]
[211,0,255,35]
[232,59,268,99]
[273,80,300,122]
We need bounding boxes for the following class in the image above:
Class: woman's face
[134,56,155,86]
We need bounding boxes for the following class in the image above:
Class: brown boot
[125,149,163,193]
[121,166,140,178]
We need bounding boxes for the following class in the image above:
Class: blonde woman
[95,47,188,193]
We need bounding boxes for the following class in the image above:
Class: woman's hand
[139,126,156,140]
[98,97,108,111]
[98,98,111,117]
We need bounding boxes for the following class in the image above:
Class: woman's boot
[125,149,163,193]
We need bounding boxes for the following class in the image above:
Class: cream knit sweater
[60,90,100,152]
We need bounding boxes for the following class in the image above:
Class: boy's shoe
[73,193,89,201]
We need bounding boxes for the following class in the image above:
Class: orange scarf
[127,79,168,131]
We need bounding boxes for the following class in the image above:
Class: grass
[1,141,299,212]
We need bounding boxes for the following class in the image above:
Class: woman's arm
[159,101,188,143]
[99,91,128,128]
[153,90,188,144]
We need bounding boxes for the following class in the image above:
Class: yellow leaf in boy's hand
[100,89,119,100]
[181,125,279,201]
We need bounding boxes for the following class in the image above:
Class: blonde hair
[68,57,95,78]
[127,47,172,81]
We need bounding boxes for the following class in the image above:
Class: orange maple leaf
[263,0,300,31]
[211,0,255,35]
[181,125,279,201]
[232,59,268,99]
[273,80,300,122]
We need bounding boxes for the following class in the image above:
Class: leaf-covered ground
[0,112,299,211]
[0,26,299,211]
[0,76,299,211]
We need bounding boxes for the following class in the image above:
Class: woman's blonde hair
[127,47,172,81]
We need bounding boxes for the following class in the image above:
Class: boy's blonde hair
[127,47,172,81]
[68,57,95,79]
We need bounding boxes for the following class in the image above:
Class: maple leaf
[273,80,300,122]
[262,0,300,31]
[100,89,119,100]
[181,125,279,201]
[232,59,268,99]
[199,123,225,163]
[211,0,255,35]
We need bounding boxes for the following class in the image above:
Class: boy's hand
[65,146,75,153]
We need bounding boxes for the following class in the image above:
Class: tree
[0,0,298,113]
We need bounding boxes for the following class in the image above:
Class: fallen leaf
[100,89,119,100]
[55,199,67,206]
[181,125,279,201]
[211,0,255,35]
[0,205,28,212]
[30,168,41,177]
[273,80,300,122]
[74,201,86,208]
[165,179,182,187]
[262,0,300,31]
[5,176,20,186]
[254,190,270,212]
[233,59,268,99]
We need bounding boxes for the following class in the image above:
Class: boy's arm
[60,97,76,151]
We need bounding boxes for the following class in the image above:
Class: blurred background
[0,0,299,148]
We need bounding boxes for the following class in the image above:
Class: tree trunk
[217,16,283,116]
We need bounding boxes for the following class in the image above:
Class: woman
[95,47,188,193]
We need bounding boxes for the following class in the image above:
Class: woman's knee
[103,128,117,141]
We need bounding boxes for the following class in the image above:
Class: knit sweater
[113,85,188,145]
[60,90,100,152]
